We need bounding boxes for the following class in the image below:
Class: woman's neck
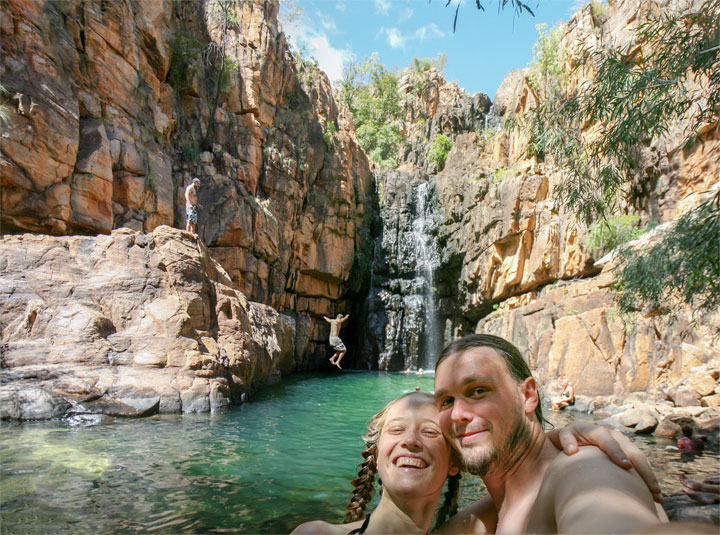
[365,491,438,534]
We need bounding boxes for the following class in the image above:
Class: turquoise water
[1,372,718,534]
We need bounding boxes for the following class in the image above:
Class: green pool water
[1,372,717,534]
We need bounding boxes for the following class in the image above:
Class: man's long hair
[435,334,545,427]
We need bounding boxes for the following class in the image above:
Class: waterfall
[411,181,442,369]
[357,170,445,371]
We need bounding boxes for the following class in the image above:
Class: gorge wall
[0,0,375,418]
[355,0,720,413]
[1,0,718,420]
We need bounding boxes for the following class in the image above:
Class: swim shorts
[186,204,198,224]
[329,336,346,352]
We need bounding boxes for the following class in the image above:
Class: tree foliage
[519,0,720,314]
[337,55,407,168]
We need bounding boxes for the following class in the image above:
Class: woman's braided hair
[434,469,462,529]
[344,391,461,524]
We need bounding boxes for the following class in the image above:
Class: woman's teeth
[395,457,427,468]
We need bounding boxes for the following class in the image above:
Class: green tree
[519,0,720,314]
[338,55,407,168]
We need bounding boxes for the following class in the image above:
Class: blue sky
[281,0,586,99]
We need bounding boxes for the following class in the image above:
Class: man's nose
[451,397,474,423]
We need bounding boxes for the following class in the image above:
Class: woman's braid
[433,471,462,529]
[344,442,378,523]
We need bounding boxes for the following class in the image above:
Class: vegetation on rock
[337,55,407,169]
[518,0,720,315]
[427,134,453,169]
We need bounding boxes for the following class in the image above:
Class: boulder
[0,227,308,419]
[0,386,72,420]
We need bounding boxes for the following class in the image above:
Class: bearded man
[433,334,666,534]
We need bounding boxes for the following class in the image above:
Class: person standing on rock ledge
[324,313,349,369]
[185,177,203,235]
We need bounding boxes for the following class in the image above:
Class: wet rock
[617,408,659,434]
[0,386,71,420]
[663,494,720,526]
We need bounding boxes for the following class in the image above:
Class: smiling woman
[292,391,461,534]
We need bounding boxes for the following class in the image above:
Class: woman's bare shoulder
[434,494,496,534]
[291,520,361,534]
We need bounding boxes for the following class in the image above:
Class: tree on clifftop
[337,55,407,169]
[520,0,720,316]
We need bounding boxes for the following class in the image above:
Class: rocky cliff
[356,0,720,415]
[1,0,718,421]
[1,0,374,417]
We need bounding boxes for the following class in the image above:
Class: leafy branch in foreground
[518,0,719,314]
[615,190,720,314]
[439,0,536,32]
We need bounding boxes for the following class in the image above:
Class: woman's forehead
[386,394,438,418]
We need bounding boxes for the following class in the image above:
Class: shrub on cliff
[587,215,644,258]
[427,134,453,170]
[337,55,407,169]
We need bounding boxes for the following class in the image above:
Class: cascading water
[357,169,445,371]
[410,180,442,369]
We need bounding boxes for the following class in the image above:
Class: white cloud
[379,22,446,50]
[316,11,337,32]
[336,1,346,11]
[385,27,406,49]
[400,7,414,22]
[413,23,445,40]
[284,19,353,84]
[374,0,391,14]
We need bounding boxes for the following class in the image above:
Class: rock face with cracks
[0,0,376,419]
[0,226,303,419]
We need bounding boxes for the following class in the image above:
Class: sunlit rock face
[356,0,719,397]
[0,226,307,419]
[1,0,376,397]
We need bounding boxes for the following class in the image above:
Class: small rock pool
[1,372,717,533]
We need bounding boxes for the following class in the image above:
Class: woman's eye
[387,426,404,434]
[422,429,440,437]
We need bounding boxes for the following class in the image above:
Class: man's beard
[460,409,532,476]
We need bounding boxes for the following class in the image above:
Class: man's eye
[471,388,487,397]
[440,397,454,408]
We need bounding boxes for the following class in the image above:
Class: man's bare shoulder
[434,494,496,534]
[534,445,662,534]
[291,520,358,534]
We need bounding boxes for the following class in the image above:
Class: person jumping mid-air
[324,313,349,369]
